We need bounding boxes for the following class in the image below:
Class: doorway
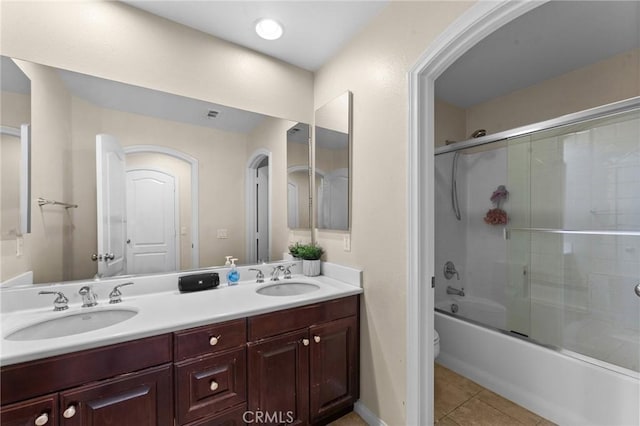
[406,2,540,424]
[246,149,272,263]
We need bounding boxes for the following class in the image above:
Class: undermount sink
[5,308,138,341]
[256,281,320,297]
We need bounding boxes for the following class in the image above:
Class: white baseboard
[354,401,387,426]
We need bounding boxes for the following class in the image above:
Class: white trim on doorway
[406,1,544,424]
[123,145,199,268]
[246,148,272,263]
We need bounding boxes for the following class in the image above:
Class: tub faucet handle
[444,261,460,280]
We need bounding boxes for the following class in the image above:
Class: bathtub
[435,296,506,330]
[435,311,640,425]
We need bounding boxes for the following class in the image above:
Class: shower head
[470,129,487,138]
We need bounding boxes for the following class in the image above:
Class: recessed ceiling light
[255,18,283,41]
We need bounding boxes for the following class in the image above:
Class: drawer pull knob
[63,405,76,418]
[302,338,309,346]
[35,413,49,426]
[210,380,219,391]
[209,336,219,346]
[314,335,321,343]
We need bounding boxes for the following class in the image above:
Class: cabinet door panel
[0,393,58,426]
[309,316,358,423]
[248,329,309,426]
[183,404,246,426]
[59,364,172,426]
[175,347,246,425]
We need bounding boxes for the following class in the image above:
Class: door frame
[406,1,544,424]
[246,148,272,263]
[123,145,199,268]
[125,166,180,273]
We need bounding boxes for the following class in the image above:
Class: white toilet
[434,330,440,359]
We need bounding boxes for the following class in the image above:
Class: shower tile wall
[526,114,640,372]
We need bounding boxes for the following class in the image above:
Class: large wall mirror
[0,56,311,285]
[314,91,352,231]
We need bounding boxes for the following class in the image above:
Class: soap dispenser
[227,258,240,285]
[224,256,232,266]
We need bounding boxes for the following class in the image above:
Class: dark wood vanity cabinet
[248,295,359,425]
[1,295,359,426]
[0,335,173,426]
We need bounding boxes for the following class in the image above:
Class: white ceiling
[436,1,640,108]
[122,0,389,71]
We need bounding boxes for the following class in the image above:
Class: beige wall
[434,98,466,148]
[437,47,640,143]
[0,1,313,125]
[466,48,640,134]
[313,1,474,424]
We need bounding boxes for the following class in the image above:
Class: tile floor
[435,363,556,425]
[328,363,556,425]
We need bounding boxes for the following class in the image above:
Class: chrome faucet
[39,291,69,311]
[249,268,265,283]
[79,286,98,307]
[270,265,285,281]
[446,286,465,297]
[109,282,134,304]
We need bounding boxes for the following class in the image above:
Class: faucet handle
[248,268,265,283]
[109,282,134,304]
[38,291,69,311]
[283,264,293,279]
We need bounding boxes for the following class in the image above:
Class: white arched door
[125,168,178,274]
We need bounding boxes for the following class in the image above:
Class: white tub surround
[435,312,640,426]
[1,261,362,366]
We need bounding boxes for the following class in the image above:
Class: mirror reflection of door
[287,181,299,228]
[255,158,269,263]
[125,168,178,275]
[96,134,126,278]
[318,168,348,230]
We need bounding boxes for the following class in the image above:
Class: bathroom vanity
[0,265,362,426]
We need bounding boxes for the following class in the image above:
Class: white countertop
[0,262,362,366]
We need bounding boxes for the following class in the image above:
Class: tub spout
[446,285,465,296]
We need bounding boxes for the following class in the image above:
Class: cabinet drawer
[248,295,358,341]
[175,347,247,425]
[183,404,246,426]
[175,319,246,361]
[0,393,58,426]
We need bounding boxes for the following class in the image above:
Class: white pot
[302,259,321,277]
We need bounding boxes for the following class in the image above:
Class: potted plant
[288,242,324,276]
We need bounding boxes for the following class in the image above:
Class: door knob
[104,253,115,261]
[91,253,102,261]
[210,380,219,391]
[313,335,321,343]
[209,336,220,346]
[34,413,49,425]
[63,405,76,418]
[634,283,640,298]
[302,338,310,346]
